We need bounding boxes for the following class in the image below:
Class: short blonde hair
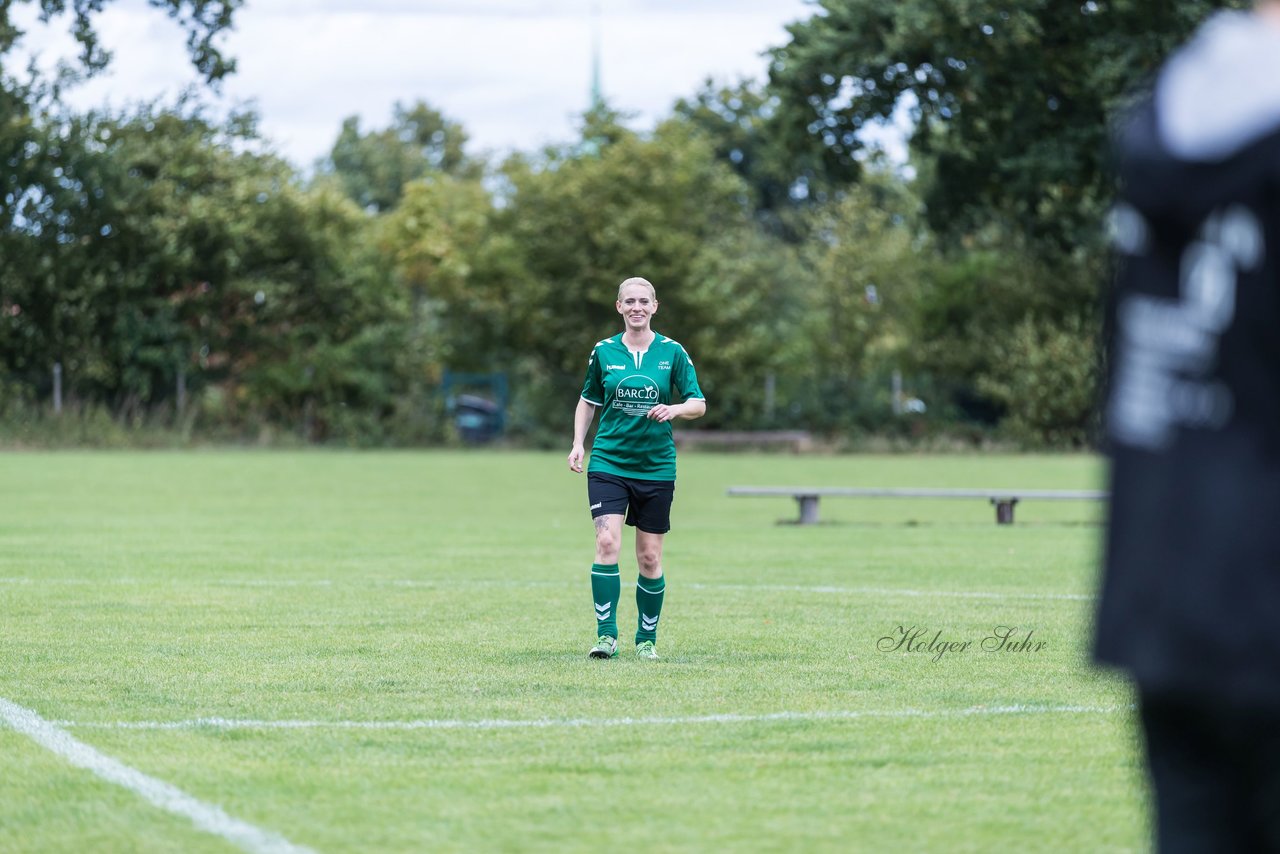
[616,277,657,301]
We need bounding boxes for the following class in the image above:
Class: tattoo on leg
[594,516,610,533]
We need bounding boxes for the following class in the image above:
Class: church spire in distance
[589,0,603,110]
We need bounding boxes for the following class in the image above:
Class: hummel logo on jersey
[595,603,612,620]
[606,364,626,371]
[590,502,602,510]
[641,613,658,631]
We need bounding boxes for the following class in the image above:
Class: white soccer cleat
[588,636,618,659]
[635,640,659,660]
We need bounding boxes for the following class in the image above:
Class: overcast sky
[12,0,819,170]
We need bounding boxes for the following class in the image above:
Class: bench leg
[796,495,820,525]
[991,499,1018,525]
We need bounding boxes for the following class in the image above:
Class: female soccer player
[567,277,706,660]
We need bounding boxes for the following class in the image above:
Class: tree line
[0,0,1245,447]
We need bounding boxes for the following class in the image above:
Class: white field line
[56,703,1129,733]
[0,576,1096,601]
[0,698,314,854]
[683,582,1094,601]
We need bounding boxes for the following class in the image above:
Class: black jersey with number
[1095,12,1280,708]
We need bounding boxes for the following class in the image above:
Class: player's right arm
[571,343,606,473]
[568,398,597,473]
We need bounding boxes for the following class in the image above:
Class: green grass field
[0,451,1146,852]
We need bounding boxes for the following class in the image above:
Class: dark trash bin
[452,394,502,444]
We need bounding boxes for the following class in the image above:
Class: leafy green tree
[678,226,807,428]
[1,1,241,84]
[792,181,926,429]
[767,0,1247,256]
[976,314,1099,447]
[497,110,778,434]
[673,79,857,240]
[379,172,517,373]
[900,245,1099,428]
[1,0,243,405]
[1,100,414,441]
[221,180,411,443]
[320,101,480,213]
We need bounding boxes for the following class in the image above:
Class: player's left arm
[673,398,706,419]
[647,345,706,422]
[647,398,705,423]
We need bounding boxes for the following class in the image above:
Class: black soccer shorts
[587,472,675,534]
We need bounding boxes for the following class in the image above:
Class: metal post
[992,499,1018,525]
[892,370,903,415]
[764,372,776,420]
[797,495,820,525]
[176,366,187,413]
[52,362,62,415]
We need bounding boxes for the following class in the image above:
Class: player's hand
[647,404,676,423]
[568,443,585,473]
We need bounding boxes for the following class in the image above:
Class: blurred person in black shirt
[1097,1,1280,850]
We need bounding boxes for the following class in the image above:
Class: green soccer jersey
[580,331,704,481]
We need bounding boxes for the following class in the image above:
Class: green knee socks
[591,563,620,639]
[635,574,665,644]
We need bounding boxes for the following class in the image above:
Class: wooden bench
[674,430,813,452]
[726,486,1108,525]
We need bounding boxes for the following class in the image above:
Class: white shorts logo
[1108,204,1257,449]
